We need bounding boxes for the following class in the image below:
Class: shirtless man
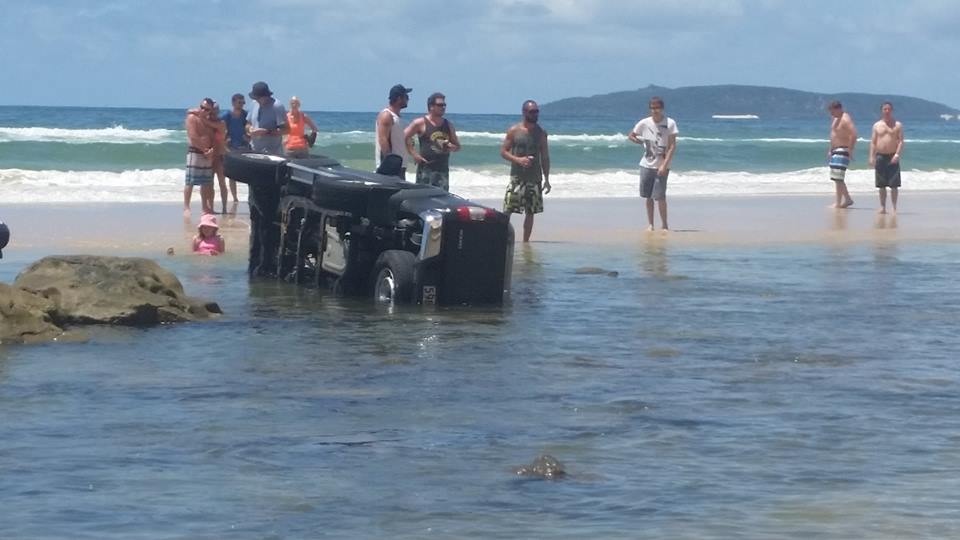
[827,100,857,208]
[868,102,904,214]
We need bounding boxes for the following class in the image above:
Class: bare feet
[183,208,191,218]
[877,207,887,214]
[840,199,854,208]
[646,225,655,232]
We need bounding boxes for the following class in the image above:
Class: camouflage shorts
[503,176,543,214]
[416,168,449,191]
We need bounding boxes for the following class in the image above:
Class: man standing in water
[628,96,678,231]
[501,100,551,242]
[868,102,904,214]
[827,100,857,208]
[405,92,461,191]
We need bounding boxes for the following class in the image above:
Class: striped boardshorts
[185,150,213,186]
[829,147,850,182]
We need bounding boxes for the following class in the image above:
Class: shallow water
[2,240,959,538]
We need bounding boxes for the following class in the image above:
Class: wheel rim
[375,268,397,303]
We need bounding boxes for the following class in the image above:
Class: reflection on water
[639,237,670,278]
[873,213,898,230]
[830,208,849,231]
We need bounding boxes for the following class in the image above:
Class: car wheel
[371,250,416,304]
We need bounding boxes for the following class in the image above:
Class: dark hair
[428,92,445,108]
[828,100,843,110]
[231,93,244,102]
[522,99,538,112]
[202,97,215,108]
[881,101,894,110]
[649,96,665,109]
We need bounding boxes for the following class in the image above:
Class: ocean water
[2,107,960,537]
[2,239,960,538]
[1,106,959,203]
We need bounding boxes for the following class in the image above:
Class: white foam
[0,168,246,203]
[4,126,960,148]
[445,167,960,200]
[0,167,956,204]
[0,126,181,144]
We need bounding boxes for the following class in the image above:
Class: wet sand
[485,192,959,247]
[1,192,957,257]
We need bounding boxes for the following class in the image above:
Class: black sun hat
[249,81,274,99]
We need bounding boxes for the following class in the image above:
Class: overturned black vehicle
[224,153,513,305]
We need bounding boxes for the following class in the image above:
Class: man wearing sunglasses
[628,96,678,231]
[501,100,551,242]
[404,92,461,191]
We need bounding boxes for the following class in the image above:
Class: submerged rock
[574,267,619,277]
[1,255,221,345]
[514,454,567,479]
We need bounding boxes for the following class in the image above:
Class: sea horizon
[1,105,958,204]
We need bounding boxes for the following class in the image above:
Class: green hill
[541,84,960,120]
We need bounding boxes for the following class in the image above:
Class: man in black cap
[246,81,288,155]
[375,84,412,179]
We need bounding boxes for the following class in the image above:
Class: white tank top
[375,108,410,168]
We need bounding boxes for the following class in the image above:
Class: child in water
[192,213,225,255]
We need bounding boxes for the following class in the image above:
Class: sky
[4,0,959,113]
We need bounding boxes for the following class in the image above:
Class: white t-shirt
[631,116,678,169]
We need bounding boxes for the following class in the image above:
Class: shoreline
[1,192,957,257]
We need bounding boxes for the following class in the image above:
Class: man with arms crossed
[405,92,461,191]
[827,100,857,208]
[868,102,904,214]
[628,96,678,231]
[501,100,551,242]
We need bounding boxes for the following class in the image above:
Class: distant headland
[542,84,960,120]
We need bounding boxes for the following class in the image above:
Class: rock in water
[13,255,222,326]
[0,283,63,344]
[574,267,619,277]
[514,454,566,479]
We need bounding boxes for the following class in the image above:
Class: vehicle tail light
[454,206,497,222]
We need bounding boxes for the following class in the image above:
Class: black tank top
[418,117,451,172]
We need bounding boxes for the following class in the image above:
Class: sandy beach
[2,192,956,258]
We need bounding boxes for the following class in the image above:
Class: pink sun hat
[198,213,219,230]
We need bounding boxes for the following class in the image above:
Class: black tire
[224,152,287,188]
[370,250,416,304]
